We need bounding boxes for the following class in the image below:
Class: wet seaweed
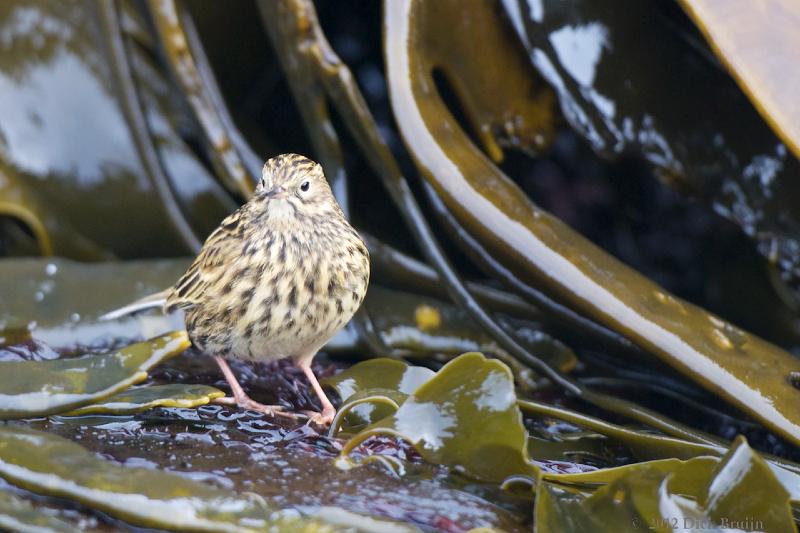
[0,0,799,530]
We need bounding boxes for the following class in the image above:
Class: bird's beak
[265,186,288,200]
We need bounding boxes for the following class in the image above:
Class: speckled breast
[187,224,369,362]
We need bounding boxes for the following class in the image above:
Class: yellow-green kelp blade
[0,331,190,419]
[680,0,800,160]
[0,489,76,533]
[535,437,796,532]
[338,353,538,483]
[63,383,224,416]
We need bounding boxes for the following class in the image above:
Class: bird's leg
[212,356,301,419]
[298,360,336,425]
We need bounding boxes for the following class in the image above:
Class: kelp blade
[680,0,800,160]
[63,383,224,416]
[384,0,800,446]
[323,358,435,401]
[0,489,75,533]
[339,353,538,483]
[0,426,336,532]
[0,331,189,418]
[536,437,796,532]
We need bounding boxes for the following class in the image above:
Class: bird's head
[257,153,340,222]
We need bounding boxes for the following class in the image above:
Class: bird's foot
[214,396,305,420]
[302,406,336,426]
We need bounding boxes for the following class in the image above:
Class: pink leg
[212,356,300,419]
[298,360,336,425]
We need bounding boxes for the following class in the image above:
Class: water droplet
[70,313,81,322]
[652,290,687,314]
[710,321,748,351]
[709,316,725,328]
[26,320,37,331]
[34,291,44,302]
[45,263,57,276]
[711,328,733,350]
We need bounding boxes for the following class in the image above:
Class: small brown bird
[103,154,370,424]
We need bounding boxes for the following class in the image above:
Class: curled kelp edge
[383,0,800,446]
[331,356,800,508]
[0,331,190,419]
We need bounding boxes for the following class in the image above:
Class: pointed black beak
[266,186,288,200]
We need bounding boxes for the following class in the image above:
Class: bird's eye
[300,180,310,192]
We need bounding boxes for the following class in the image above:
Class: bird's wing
[166,208,247,312]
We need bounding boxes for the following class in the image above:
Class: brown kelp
[0,0,799,530]
[0,332,189,418]
[679,0,800,160]
[502,0,800,297]
[384,0,800,446]
[331,356,799,530]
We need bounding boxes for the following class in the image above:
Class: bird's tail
[99,289,170,321]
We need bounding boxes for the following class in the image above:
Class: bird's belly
[183,230,369,363]
[228,317,341,362]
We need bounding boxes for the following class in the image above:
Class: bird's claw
[302,407,336,426]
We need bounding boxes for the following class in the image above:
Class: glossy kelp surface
[384,0,800,446]
[518,400,725,463]
[0,331,189,418]
[331,357,725,472]
[679,0,800,160]
[324,358,435,402]
[0,425,341,532]
[63,383,224,416]
[324,358,435,433]
[537,437,796,532]
[501,0,800,295]
[333,357,800,529]
[0,489,75,533]
[0,1,233,258]
[338,353,538,483]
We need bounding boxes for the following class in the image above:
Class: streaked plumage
[169,155,368,358]
[106,154,369,424]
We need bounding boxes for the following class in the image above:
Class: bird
[101,154,370,424]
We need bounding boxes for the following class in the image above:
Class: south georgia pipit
[102,154,370,425]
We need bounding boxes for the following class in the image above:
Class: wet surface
[20,401,529,531]
[384,0,800,447]
[502,0,800,298]
[1,1,800,530]
[0,1,233,258]
[0,326,531,532]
